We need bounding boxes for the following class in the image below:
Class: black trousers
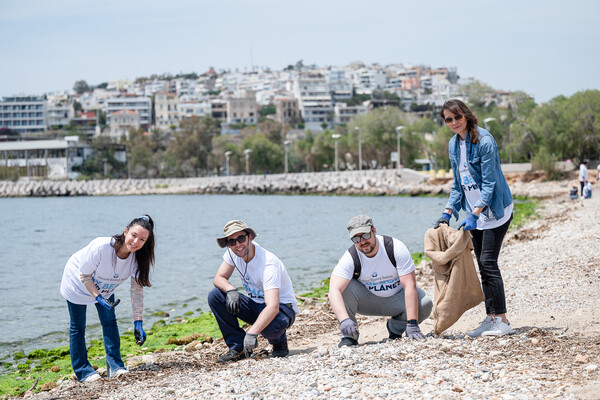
[470,214,512,315]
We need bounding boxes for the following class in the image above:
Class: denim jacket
[445,127,513,220]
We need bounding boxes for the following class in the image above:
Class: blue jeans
[208,288,296,351]
[67,295,125,381]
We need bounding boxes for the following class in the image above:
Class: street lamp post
[395,126,404,169]
[244,149,252,175]
[284,140,291,173]
[483,117,496,131]
[331,134,341,171]
[224,151,232,176]
[355,126,362,170]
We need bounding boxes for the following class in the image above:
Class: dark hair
[113,214,155,287]
[440,99,480,144]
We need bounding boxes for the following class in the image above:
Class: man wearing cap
[208,220,299,362]
[329,215,433,347]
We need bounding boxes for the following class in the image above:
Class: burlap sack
[424,224,484,334]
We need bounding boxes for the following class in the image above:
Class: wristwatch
[407,319,418,325]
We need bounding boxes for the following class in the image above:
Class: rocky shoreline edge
[0,169,570,198]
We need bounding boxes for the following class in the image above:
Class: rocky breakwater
[0,169,571,198]
[0,169,444,198]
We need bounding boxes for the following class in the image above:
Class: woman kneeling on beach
[434,99,515,338]
[60,215,155,382]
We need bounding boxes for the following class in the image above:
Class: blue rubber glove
[406,323,426,340]
[134,320,146,346]
[434,212,451,229]
[340,318,358,338]
[96,295,113,310]
[459,213,479,231]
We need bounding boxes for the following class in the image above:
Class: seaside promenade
[0,168,568,198]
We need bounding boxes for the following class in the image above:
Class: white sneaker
[111,368,128,378]
[481,317,516,336]
[81,373,102,383]
[467,316,494,338]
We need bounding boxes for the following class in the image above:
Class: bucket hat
[216,220,258,248]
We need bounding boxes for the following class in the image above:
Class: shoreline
[0,169,571,198]
[4,185,599,398]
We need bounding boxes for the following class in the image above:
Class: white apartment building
[0,96,47,133]
[110,110,141,140]
[333,103,368,125]
[357,69,387,90]
[144,80,168,96]
[178,101,212,120]
[105,96,151,126]
[47,102,74,128]
[154,92,179,131]
[294,74,333,131]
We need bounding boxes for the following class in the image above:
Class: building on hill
[0,96,47,134]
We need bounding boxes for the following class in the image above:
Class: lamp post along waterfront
[244,149,252,175]
[225,151,232,176]
[284,140,291,174]
[332,134,341,172]
[395,126,404,169]
[355,126,362,170]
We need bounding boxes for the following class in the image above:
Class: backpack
[348,235,396,280]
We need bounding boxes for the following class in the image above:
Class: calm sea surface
[0,194,452,358]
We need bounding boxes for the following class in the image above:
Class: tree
[260,104,276,116]
[126,127,155,178]
[73,80,90,94]
[165,116,220,176]
[242,133,283,173]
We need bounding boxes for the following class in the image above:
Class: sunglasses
[226,234,248,247]
[444,114,464,124]
[351,230,372,243]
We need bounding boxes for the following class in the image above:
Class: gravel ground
[23,190,600,400]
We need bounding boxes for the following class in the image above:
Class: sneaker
[81,373,102,383]
[338,337,359,347]
[217,348,246,363]
[111,368,128,378]
[386,319,403,340]
[467,316,494,338]
[272,341,289,358]
[481,317,516,336]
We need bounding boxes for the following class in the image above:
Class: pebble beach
[16,176,600,400]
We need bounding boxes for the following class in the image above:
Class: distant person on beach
[60,215,155,383]
[208,220,298,362]
[434,99,515,337]
[579,160,589,196]
[328,214,433,347]
[597,163,600,182]
[569,186,579,200]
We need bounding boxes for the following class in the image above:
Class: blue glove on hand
[406,323,426,340]
[96,295,115,310]
[243,333,258,357]
[340,318,358,338]
[134,320,146,346]
[459,213,479,231]
[434,212,451,229]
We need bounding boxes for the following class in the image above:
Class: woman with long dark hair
[60,215,155,382]
[434,99,515,337]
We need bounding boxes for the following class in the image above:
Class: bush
[531,146,562,180]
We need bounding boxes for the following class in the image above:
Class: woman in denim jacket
[434,99,515,337]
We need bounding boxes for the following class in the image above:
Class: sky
[1,0,599,104]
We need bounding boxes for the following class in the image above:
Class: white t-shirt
[332,235,415,298]
[223,242,299,314]
[459,139,513,230]
[580,164,589,182]
[60,237,139,305]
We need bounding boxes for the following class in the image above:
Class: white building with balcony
[110,110,141,140]
[294,74,333,131]
[105,96,151,126]
[178,101,212,120]
[47,102,74,128]
[0,96,47,133]
[333,103,368,125]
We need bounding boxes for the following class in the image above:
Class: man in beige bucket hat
[208,220,299,362]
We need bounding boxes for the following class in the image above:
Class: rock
[575,354,588,363]
[585,364,598,372]
[41,381,58,391]
[50,365,61,372]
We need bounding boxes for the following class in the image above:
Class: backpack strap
[348,245,361,280]
[349,235,396,280]
[383,235,396,268]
